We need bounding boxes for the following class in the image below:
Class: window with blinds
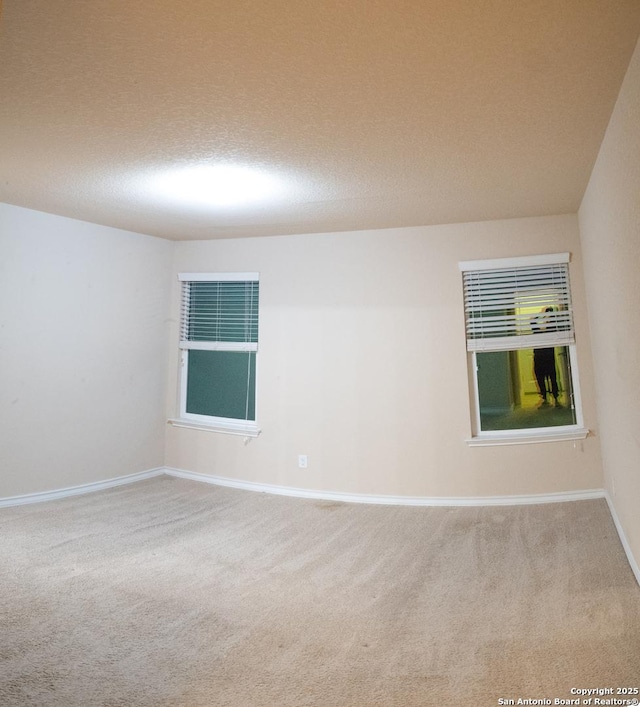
[177,273,259,432]
[180,278,259,349]
[460,255,574,352]
[458,254,586,441]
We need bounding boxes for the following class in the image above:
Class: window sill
[168,418,261,438]
[466,427,589,447]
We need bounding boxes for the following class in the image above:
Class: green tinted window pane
[186,350,256,420]
[477,346,576,431]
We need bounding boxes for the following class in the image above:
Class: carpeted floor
[1,475,639,706]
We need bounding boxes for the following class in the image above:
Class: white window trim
[178,272,259,282]
[173,272,260,437]
[466,427,589,446]
[458,252,570,272]
[168,417,261,438]
[460,253,589,445]
[468,344,586,443]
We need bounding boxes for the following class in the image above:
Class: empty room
[1,1,640,705]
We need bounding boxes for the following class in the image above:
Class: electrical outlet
[298,455,308,469]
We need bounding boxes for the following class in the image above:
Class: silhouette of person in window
[531,307,561,407]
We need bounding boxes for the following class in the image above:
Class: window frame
[459,254,589,446]
[172,272,261,437]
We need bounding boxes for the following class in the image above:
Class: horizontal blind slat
[180,279,259,345]
[462,261,573,351]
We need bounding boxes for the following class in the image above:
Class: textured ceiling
[1,1,640,240]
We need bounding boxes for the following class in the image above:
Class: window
[459,253,587,444]
[174,272,260,436]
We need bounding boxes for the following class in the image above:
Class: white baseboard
[0,468,165,508]
[4,467,636,587]
[163,467,605,507]
[163,469,639,586]
[604,492,640,587]
[0,465,609,510]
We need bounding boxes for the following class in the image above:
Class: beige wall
[579,40,640,566]
[166,214,602,498]
[0,204,173,496]
[0,206,605,501]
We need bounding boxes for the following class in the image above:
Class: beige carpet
[1,476,639,707]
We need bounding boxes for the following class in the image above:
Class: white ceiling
[1,1,639,240]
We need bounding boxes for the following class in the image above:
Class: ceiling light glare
[149,164,283,208]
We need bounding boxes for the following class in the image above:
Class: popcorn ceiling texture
[1,0,640,239]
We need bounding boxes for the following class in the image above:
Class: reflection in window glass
[476,346,577,431]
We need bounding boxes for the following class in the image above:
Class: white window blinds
[179,273,259,352]
[459,255,574,352]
